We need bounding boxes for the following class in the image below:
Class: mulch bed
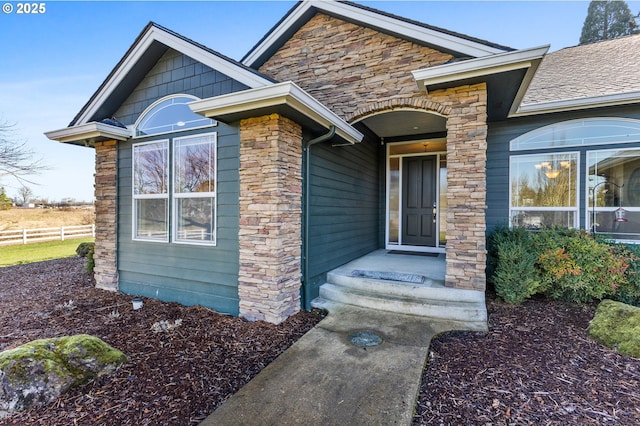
[0,258,323,425]
[1,258,639,425]
[413,296,640,425]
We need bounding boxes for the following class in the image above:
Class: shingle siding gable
[114,49,250,126]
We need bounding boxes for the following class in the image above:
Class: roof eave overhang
[412,45,549,117]
[45,122,132,147]
[73,24,274,127]
[513,91,640,117]
[242,0,508,68]
[189,81,363,144]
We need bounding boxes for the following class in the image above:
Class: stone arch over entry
[348,97,452,124]
[349,87,489,293]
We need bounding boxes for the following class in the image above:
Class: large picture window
[587,149,640,241]
[510,152,579,229]
[132,133,217,245]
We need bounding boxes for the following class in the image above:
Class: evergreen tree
[0,187,12,210]
[580,0,639,45]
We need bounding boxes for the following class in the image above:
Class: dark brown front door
[402,156,437,246]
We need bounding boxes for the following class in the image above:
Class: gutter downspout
[301,125,336,310]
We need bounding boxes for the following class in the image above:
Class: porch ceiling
[358,110,446,139]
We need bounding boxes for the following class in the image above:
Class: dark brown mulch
[2,259,640,425]
[0,257,324,425]
[413,295,640,425]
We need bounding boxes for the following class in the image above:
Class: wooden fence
[0,225,95,246]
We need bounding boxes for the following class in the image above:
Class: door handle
[432,202,437,223]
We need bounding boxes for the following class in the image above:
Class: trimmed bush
[85,244,95,275]
[493,238,541,303]
[488,226,632,305]
[536,230,627,303]
[76,242,95,258]
[610,244,640,307]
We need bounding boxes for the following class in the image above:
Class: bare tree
[0,119,46,184]
[18,185,34,205]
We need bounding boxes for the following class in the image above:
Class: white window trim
[510,117,640,151]
[172,133,217,246]
[134,94,217,139]
[509,151,580,229]
[132,139,170,242]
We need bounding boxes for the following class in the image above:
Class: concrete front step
[312,274,488,331]
[327,271,482,303]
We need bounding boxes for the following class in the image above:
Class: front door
[402,156,437,246]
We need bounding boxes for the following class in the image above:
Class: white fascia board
[189,81,363,144]
[45,122,132,145]
[514,91,640,117]
[242,0,506,67]
[75,26,272,126]
[412,45,550,92]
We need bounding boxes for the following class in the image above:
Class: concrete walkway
[200,303,462,426]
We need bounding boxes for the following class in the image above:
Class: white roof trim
[45,122,132,145]
[514,90,640,116]
[189,81,363,144]
[242,0,507,67]
[74,25,273,126]
[412,45,549,91]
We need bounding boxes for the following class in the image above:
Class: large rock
[0,334,126,418]
[588,299,640,359]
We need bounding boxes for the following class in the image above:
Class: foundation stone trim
[93,140,118,291]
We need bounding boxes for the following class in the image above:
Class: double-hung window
[173,134,216,244]
[132,134,217,245]
[133,140,170,241]
[132,94,217,245]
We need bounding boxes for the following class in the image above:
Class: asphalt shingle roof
[522,34,640,106]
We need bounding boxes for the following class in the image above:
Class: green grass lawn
[0,238,94,267]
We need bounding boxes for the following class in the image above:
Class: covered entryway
[354,109,448,253]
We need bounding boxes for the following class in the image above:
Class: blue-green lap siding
[117,124,240,315]
[305,137,381,304]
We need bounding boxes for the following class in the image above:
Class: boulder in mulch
[0,334,126,418]
[588,299,640,358]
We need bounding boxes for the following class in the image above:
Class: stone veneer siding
[258,12,488,291]
[430,84,488,290]
[93,140,118,291]
[258,13,453,119]
[237,114,303,324]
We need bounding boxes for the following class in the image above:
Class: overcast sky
[1,0,638,202]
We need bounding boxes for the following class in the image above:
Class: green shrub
[85,244,95,275]
[610,244,640,307]
[76,242,95,258]
[535,230,627,303]
[493,238,541,303]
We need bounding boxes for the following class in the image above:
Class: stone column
[237,114,303,324]
[433,84,488,291]
[93,140,118,291]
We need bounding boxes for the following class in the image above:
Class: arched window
[135,95,215,137]
[511,118,640,151]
